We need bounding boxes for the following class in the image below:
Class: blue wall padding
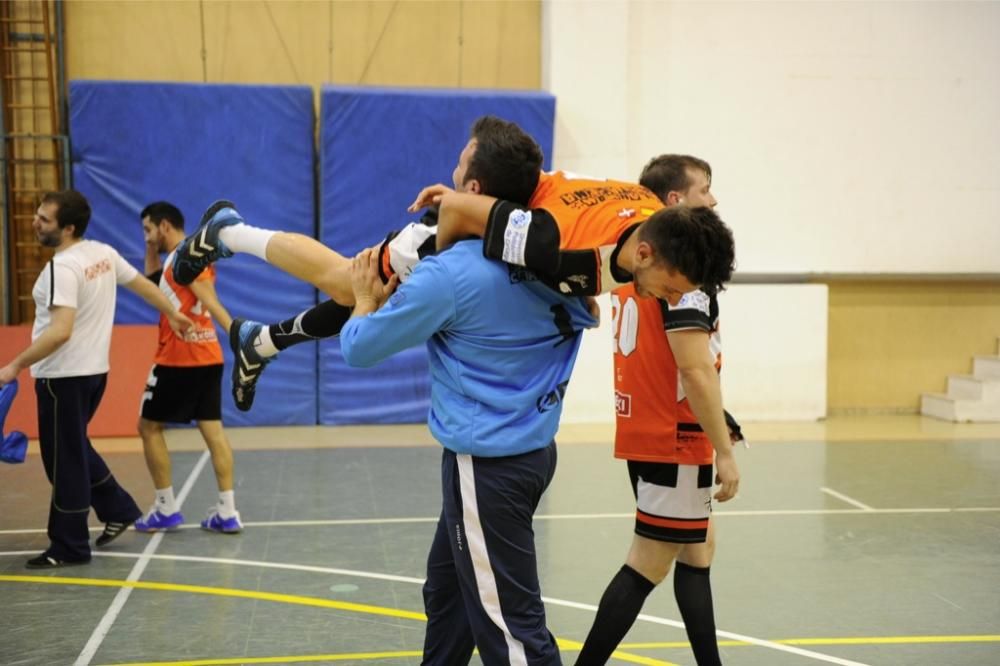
[318,86,556,424]
[68,81,318,426]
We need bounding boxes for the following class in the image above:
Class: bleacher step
[973,355,1000,380]
[946,374,1000,402]
[921,392,1000,422]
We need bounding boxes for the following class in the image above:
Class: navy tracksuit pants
[422,442,561,666]
[36,374,141,561]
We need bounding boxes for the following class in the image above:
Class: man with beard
[133,201,243,535]
[0,190,191,567]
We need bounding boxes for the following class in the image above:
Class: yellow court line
[2,575,678,666]
[619,635,1000,649]
[102,652,423,666]
[0,574,425,621]
[105,650,678,666]
[558,638,677,666]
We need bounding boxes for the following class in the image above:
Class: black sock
[269,300,352,351]
[674,562,722,665]
[576,565,656,665]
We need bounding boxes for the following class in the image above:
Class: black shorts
[140,364,223,423]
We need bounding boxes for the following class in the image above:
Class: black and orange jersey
[154,253,224,367]
[483,171,664,296]
[611,283,721,465]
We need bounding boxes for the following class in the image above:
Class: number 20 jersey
[611,284,721,465]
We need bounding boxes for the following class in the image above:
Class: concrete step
[921,392,1000,422]
[973,355,1000,380]
[946,374,1000,402]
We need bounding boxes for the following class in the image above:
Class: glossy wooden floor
[2,416,999,666]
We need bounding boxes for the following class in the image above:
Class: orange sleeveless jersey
[529,172,663,250]
[483,172,664,295]
[153,256,224,367]
[528,172,663,294]
[611,283,720,465]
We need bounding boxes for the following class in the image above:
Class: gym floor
[2,416,999,666]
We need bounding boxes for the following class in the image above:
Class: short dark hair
[639,154,712,203]
[464,115,543,206]
[638,206,735,294]
[140,201,185,231]
[40,190,91,238]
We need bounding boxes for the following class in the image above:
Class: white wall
[544,0,1000,274]
[560,284,828,424]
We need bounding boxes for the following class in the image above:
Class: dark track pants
[36,374,141,560]
[422,442,561,666]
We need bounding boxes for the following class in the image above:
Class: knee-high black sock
[674,562,722,665]
[269,299,352,351]
[576,565,656,665]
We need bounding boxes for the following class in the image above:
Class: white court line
[72,451,210,666]
[820,487,874,511]
[3,505,1000,536]
[1,549,870,666]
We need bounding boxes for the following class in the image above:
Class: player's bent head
[41,190,91,238]
[640,206,735,294]
[466,115,543,206]
[140,201,185,231]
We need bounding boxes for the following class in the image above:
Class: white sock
[218,224,275,261]
[253,326,279,358]
[155,487,177,515]
[217,490,236,518]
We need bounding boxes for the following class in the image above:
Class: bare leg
[263,232,354,305]
[195,420,234,491]
[137,417,172,489]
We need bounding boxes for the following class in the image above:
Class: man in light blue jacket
[341,244,597,666]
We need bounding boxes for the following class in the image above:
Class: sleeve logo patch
[675,290,710,315]
[502,211,531,266]
[508,209,532,228]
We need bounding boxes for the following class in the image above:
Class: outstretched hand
[408,184,455,213]
[351,248,399,315]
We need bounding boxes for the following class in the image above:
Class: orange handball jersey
[153,253,223,367]
[484,172,664,295]
[611,284,721,465]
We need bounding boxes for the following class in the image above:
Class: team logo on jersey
[84,259,112,281]
[617,208,636,219]
[615,390,632,417]
[508,265,539,284]
[508,209,532,228]
[536,381,569,413]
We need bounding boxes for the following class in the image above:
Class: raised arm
[667,328,740,502]
[144,238,163,279]
[434,192,497,251]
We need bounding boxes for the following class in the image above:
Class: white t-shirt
[30,239,139,378]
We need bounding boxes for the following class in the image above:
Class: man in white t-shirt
[0,190,192,569]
